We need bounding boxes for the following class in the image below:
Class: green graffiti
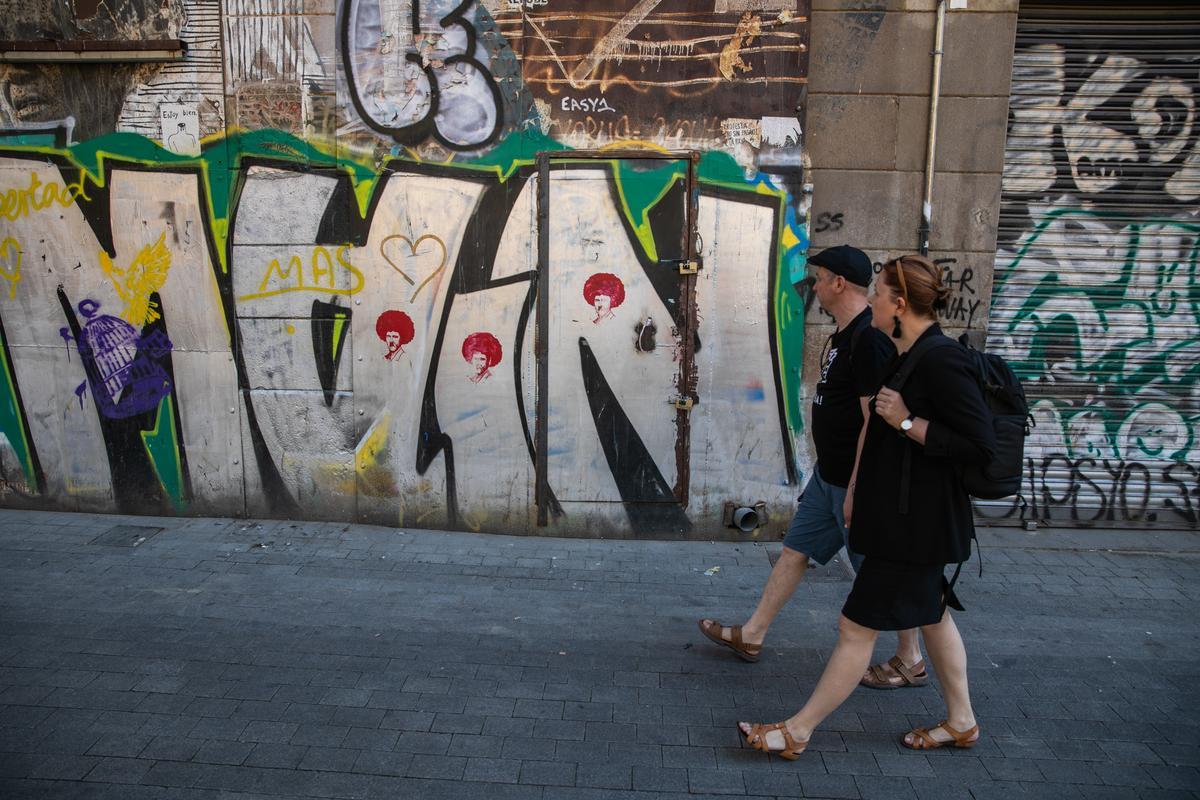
[0,131,61,149]
[140,394,185,512]
[997,207,1200,461]
[1000,208,1199,387]
[7,129,380,274]
[456,129,568,181]
[698,150,750,186]
[0,127,808,491]
[775,219,806,437]
[612,159,681,264]
[0,322,36,489]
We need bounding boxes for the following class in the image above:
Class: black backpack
[886,333,1031,501]
[955,334,1033,499]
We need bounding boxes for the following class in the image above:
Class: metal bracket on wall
[670,396,694,411]
[657,258,702,275]
[0,39,187,63]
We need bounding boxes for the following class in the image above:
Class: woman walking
[738,254,996,758]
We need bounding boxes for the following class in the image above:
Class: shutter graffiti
[984,13,1200,528]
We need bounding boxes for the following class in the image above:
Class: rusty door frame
[534,150,701,527]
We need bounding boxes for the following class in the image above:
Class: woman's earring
[891,315,902,338]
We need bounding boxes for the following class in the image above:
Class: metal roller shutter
[982,2,1200,529]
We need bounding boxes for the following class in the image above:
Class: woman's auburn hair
[880,254,952,318]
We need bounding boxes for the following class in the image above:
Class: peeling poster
[760,116,801,148]
[721,118,762,148]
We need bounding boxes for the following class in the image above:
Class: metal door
[534,152,699,531]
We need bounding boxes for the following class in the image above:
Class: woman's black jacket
[849,324,996,566]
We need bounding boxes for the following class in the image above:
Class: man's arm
[842,395,871,528]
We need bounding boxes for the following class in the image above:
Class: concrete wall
[802,0,1017,431]
[0,0,1023,537]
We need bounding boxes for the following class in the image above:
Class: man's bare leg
[895,628,922,665]
[700,546,808,648]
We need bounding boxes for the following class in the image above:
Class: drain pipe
[918,0,947,256]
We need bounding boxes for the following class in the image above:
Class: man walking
[699,245,924,682]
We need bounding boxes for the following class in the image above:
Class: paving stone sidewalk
[1,510,1198,800]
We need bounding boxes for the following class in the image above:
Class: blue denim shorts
[783,468,863,570]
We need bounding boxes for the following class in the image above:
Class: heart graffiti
[379,233,448,303]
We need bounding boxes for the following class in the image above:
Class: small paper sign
[160,104,200,156]
[721,118,762,148]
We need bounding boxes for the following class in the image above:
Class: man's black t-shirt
[811,308,895,488]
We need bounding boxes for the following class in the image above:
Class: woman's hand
[874,387,911,429]
[842,488,854,529]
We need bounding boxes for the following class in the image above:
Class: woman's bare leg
[739,614,878,748]
[906,610,978,745]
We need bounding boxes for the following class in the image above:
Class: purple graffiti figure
[69,299,173,419]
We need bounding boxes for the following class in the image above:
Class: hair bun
[932,283,952,312]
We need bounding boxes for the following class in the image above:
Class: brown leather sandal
[739,721,809,760]
[697,619,761,662]
[901,719,979,750]
[860,656,929,690]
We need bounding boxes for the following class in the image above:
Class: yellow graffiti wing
[99,232,172,327]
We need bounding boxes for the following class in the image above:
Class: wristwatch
[899,414,916,433]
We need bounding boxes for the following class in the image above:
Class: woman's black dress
[842,324,996,631]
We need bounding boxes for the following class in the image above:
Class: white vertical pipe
[919,0,947,255]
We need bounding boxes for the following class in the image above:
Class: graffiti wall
[0,0,811,537]
[984,20,1200,529]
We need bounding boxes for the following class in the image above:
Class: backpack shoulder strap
[889,335,956,517]
[885,336,956,392]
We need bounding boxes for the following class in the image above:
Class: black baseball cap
[808,245,872,288]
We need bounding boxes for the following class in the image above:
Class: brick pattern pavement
[0,510,1197,799]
